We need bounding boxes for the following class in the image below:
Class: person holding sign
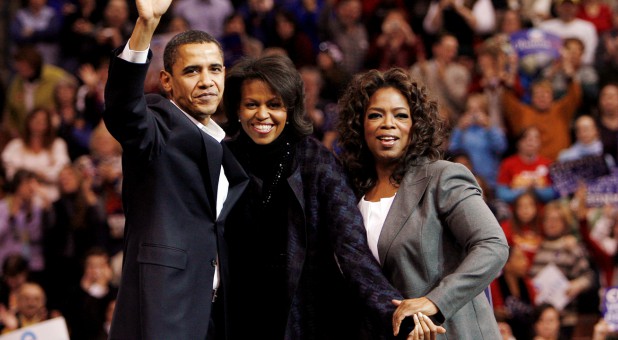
[529,200,595,339]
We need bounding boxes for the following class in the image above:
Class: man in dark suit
[102,0,248,338]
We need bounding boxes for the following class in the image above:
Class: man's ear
[160,70,172,94]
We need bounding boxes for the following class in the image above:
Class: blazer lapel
[218,143,249,219]
[199,130,222,218]
[377,165,431,265]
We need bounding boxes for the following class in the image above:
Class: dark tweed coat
[225,136,403,340]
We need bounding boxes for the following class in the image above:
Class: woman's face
[534,307,561,339]
[363,87,412,166]
[543,207,566,238]
[516,194,537,224]
[28,110,49,135]
[518,128,541,156]
[58,167,80,194]
[600,85,618,114]
[238,79,287,145]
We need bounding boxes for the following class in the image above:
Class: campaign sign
[509,28,562,77]
[602,286,618,331]
[586,167,618,207]
[532,263,571,311]
[0,317,70,340]
[549,155,611,197]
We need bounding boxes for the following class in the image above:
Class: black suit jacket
[103,50,248,339]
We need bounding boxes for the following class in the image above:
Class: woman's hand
[392,298,444,336]
[407,312,447,340]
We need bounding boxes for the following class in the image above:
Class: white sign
[532,263,572,311]
[0,317,69,340]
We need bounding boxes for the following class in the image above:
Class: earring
[238,118,241,122]
[286,121,289,125]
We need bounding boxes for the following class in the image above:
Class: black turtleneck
[228,129,298,338]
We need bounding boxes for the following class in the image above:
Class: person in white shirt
[538,0,598,65]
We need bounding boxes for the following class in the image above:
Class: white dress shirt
[357,194,396,262]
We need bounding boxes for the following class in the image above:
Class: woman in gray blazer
[337,68,509,339]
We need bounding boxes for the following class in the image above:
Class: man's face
[531,85,553,111]
[557,1,578,21]
[160,43,225,124]
[17,284,45,319]
[575,116,598,144]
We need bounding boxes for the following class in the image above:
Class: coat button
[211,259,217,267]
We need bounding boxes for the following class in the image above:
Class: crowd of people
[0,0,618,339]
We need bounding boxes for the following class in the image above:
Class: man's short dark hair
[163,30,223,74]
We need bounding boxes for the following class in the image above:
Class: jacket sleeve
[424,163,509,321]
[103,48,164,159]
[318,150,403,336]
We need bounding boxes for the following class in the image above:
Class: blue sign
[602,286,618,331]
[510,28,562,77]
[549,155,611,197]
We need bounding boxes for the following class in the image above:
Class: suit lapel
[198,129,222,218]
[218,143,248,219]
[377,165,431,265]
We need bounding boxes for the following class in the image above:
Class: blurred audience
[44,164,107,311]
[448,92,507,188]
[9,0,62,66]
[529,200,596,339]
[532,303,563,340]
[557,114,604,162]
[410,32,471,124]
[0,254,30,312]
[538,0,598,65]
[0,281,58,334]
[63,247,117,340]
[491,245,537,340]
[0,170,48,281]
[1,108,70,203]
[3,46,70,139]
[496,127,556,204]
[171,0,233,40]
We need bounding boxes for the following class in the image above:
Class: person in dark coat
[102,0,248,338]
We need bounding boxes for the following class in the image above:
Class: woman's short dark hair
[163,30,223,74]
[223,55,312,137]
[337,68,446,195]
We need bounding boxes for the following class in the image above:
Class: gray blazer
[378,160,508,339]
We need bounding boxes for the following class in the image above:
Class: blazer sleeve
[424,163,509,321]
[318,149,403,335]
[103,48,164,159]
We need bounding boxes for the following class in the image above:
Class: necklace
[262,141,292,207]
